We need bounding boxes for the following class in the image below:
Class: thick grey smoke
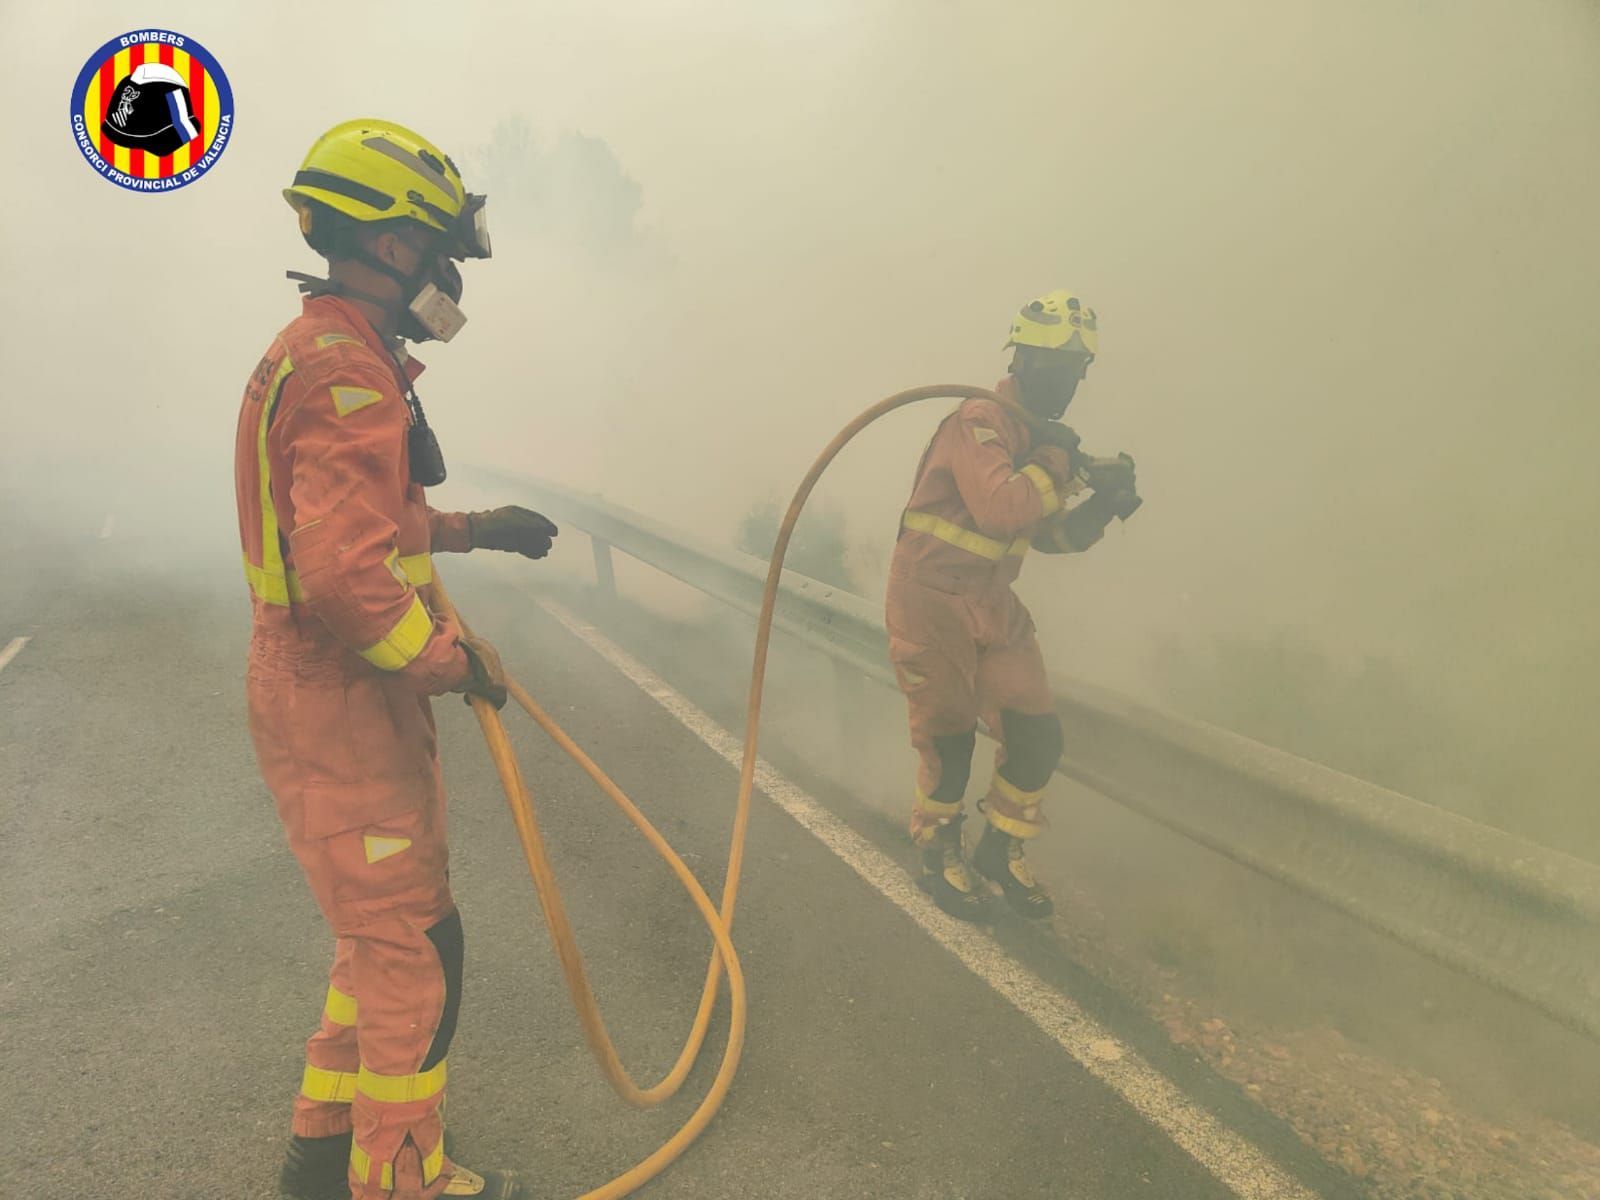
[3,0,1597,852]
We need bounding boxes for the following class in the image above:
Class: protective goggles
[447,194,492,260]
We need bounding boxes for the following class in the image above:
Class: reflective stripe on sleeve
[1019,464,1062,516]
[397,553,433,585]
[358,594,436,671]
[330,385,384,417]
[902,511,1029,561]
[355,1058,448,1104]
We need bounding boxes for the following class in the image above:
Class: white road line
[0,636,30,677]
[100,513,117,539]
[536,597,1319,1200]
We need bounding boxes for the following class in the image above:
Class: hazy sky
[5,1,1598,810]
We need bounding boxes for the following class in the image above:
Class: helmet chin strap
[287,238,464,343]
[286,270,401,317]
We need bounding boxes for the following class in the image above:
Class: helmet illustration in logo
[101,63,199,157]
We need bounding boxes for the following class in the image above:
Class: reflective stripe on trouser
[294,938,361,1138]
[982,774,1048,839]
[258,731,460,1197]
[885,573,1054,831]
[908,787,963,846]
[350,1063,449,1196]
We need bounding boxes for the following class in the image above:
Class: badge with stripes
[69,29,234,193]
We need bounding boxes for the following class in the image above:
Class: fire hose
[433,385,1001,1198]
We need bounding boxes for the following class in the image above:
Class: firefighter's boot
[917,815,993,922]
[436,1161,529,1197]
[280,1133,515,1200]
[279,1132,351,1200]
[973,821,1054,919]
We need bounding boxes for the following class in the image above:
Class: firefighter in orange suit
[236,120,555,1200]
[886,290,1140,921]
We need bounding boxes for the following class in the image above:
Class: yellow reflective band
[423,1138,445,1185]
[300,1064,358,1103]
[331,385,384,417]
[398,553,433,585]
[358,595,435,671]
[243,355,298,605]
[349,1141,394,1190]
[914,787,962,818]
[383,549,408,586]
[1019,464,1062,516]
[992,774,1047,806]
[246,554,429,607]
[902,511,1029,561]
[315,332,361,349]
[985,805,1045,839]
[324,985,357,1027]
[987,775,1047,839]
[363,834,412,864]
[356,1058,447,1104]
[244,556,310,605]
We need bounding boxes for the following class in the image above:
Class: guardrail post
[832,656,867,763]
[591,535,616,600]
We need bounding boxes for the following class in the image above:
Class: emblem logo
[69,30,234,192]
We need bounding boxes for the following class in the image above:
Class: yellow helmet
[1004,289,1099,355]
[284,118,490,258]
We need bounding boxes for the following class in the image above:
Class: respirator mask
[398,194,491,343]
[1017,352,1093,421]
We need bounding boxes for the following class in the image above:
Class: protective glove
[1058,489,1123,550]
[468,506,559,560]
[1078,452,1137,498]
[457,634,508,710]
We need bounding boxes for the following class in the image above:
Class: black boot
[279,1132,351,1200]
[281,1131,488,1199]
[917,815,993,922]
[972,822,1054,918]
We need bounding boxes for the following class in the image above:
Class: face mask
[405,259,467,342]
[1019,364,1085,420]
[401,195,489,341]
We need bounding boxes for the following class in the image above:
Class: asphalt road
[0,512,1346,1200]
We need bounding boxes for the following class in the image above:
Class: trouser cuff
[982,775,1046,839]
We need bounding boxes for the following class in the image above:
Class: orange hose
[435,383,1000,1198]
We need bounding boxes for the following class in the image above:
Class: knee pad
[421,909,464,1071]
[998,710,1063,792]
[928,728,977,803]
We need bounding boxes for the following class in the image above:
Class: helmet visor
[448,194,492,260]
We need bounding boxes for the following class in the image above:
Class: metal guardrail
[480,470,1600,1042]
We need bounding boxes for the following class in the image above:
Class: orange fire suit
[235,294,477,1200]
[886,376,1103,843]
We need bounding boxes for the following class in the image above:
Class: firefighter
[236,119,556,1200]
[886,290,1138,921]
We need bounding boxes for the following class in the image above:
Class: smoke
[3,0,1598,854]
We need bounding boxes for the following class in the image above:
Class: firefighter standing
[886,290,1139,921]
[235,119,556,1200]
